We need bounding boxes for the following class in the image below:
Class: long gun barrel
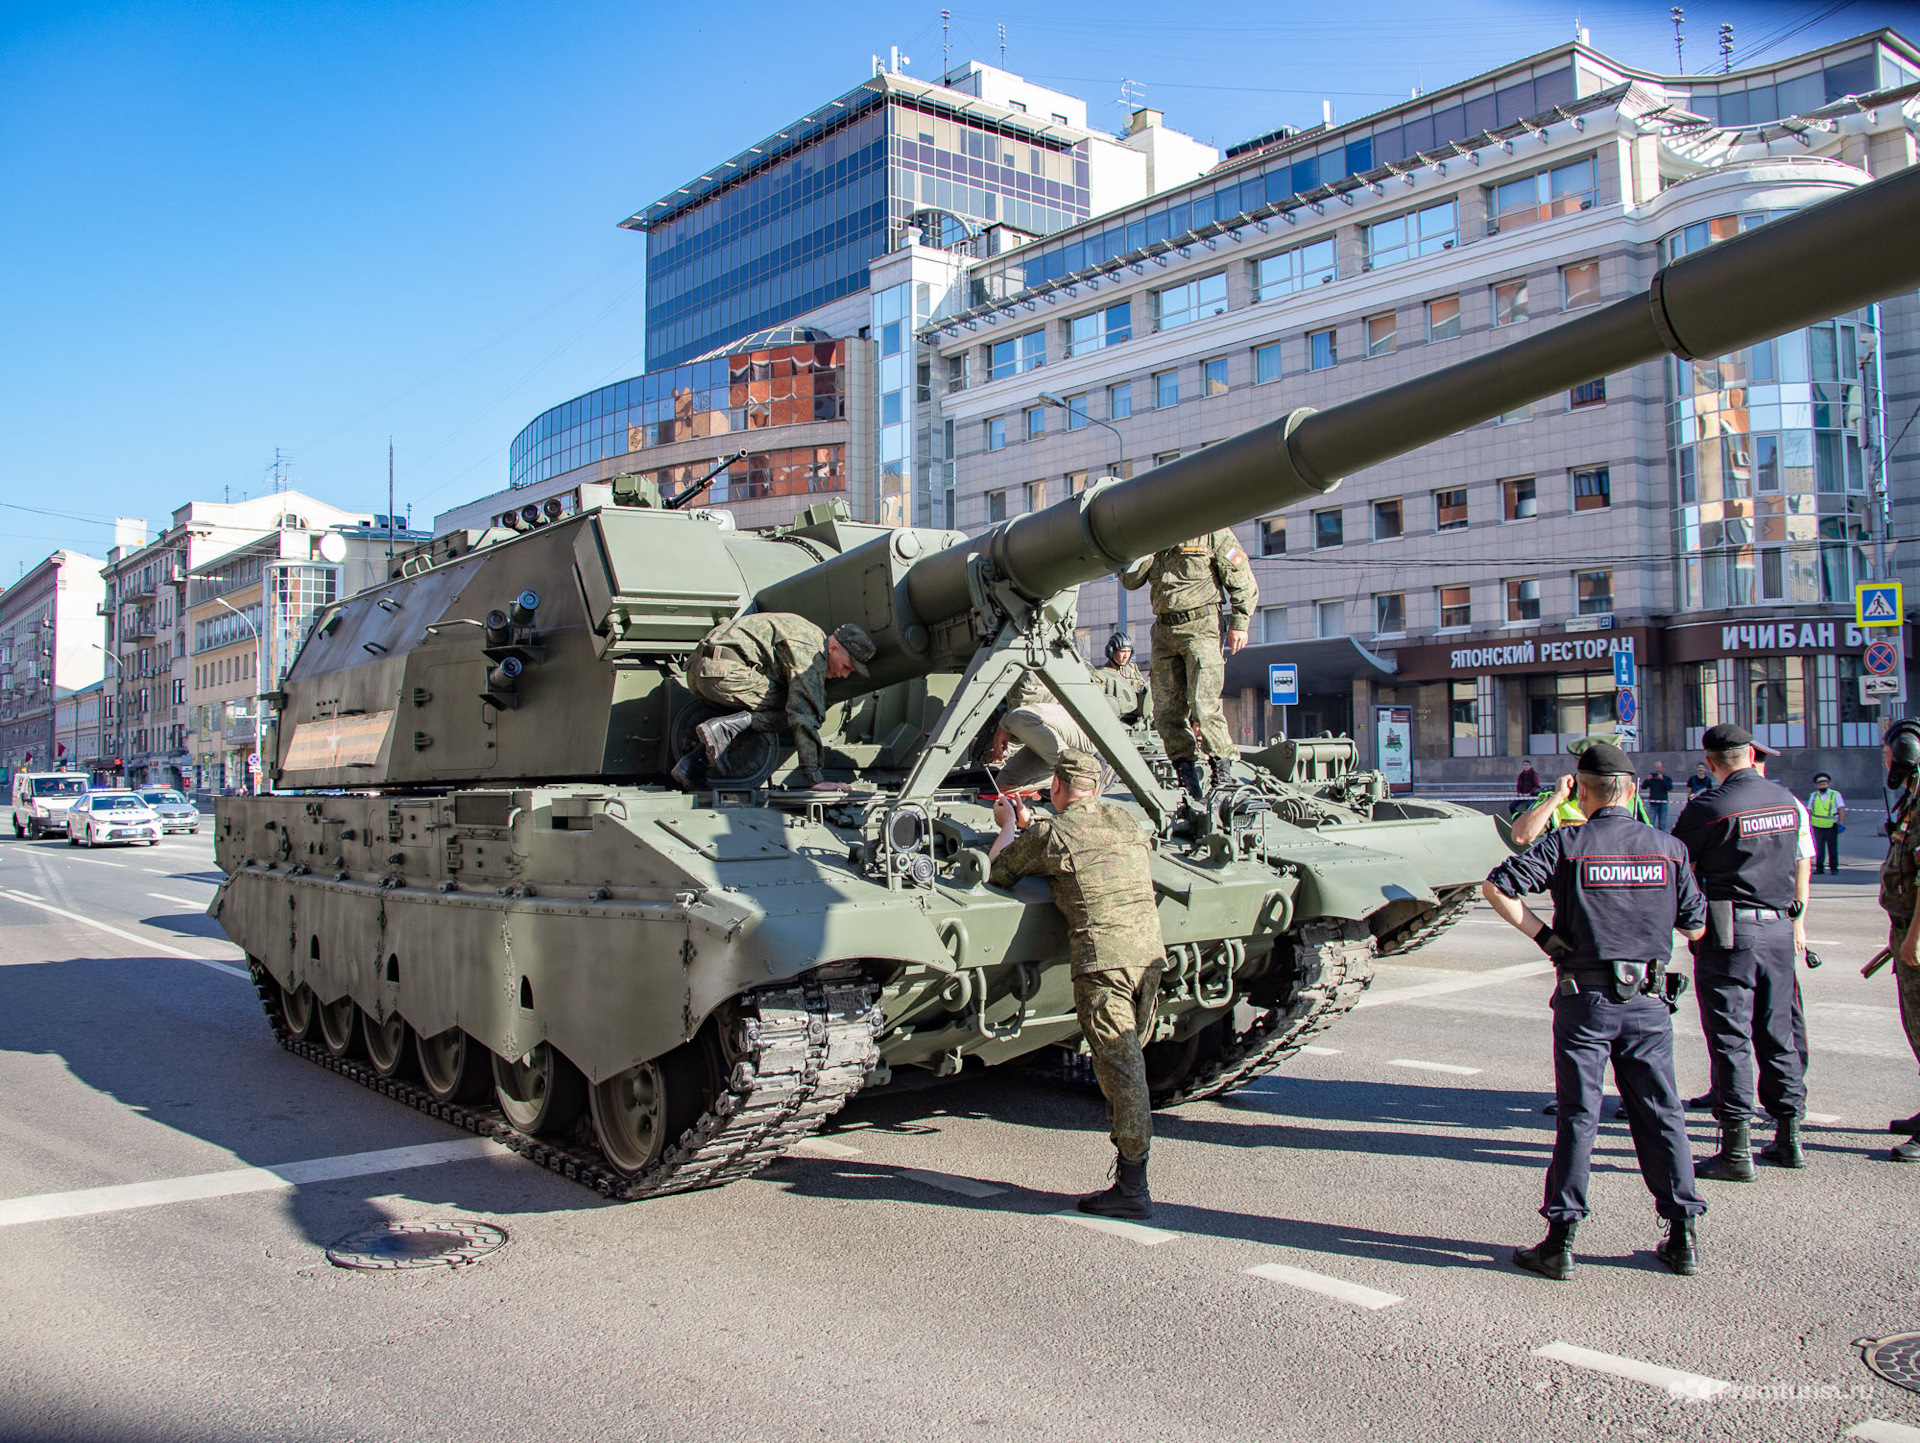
[896,164,1920,634]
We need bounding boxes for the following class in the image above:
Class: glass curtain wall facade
[639,90,1092,368]
[510,339,849,492]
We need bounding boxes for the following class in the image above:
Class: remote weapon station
[211,167,1920,1199]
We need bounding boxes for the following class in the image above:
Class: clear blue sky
[1,0,1909,581]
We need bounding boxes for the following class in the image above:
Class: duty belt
[1733,906,1785,921]
[1158,605,1215,626]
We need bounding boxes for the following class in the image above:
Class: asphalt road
[0,818,1917,1442]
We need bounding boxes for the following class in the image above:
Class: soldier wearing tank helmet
[672,614,875,792]
[1099,630,1152,729]
[989,746,1165,1219]
[1483,740,1708,1281]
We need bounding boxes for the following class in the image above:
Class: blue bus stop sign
[1268,664,1299,707]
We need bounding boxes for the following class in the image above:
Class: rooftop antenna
[1719,23,1734,72]
[941,9,950,80]
[1670,6,1684,72]
[998,23,1005,68]
[387,436,396,564]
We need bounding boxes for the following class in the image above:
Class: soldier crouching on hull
[1481,742,1708,1280]
[672,614,875,792]
[988,747,1164,1219]
[1120,530,1256,800]
[1672,723,1810,1178]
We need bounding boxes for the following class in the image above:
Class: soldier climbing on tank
[1121,530,1257,799]
[985,666,1104,795]
[989,746,1165,1218]
[672,614,875,792]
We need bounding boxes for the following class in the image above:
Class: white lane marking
[786,1137,863,1158]
[1807,1111,1842,1125]
[146,893,205,907]
[1245,1262,1403,1310]
[0,889,248,979]
[1298,1045,1342,1056]
[1051,1211,1179,1245]
[1356,960,1553,1009]
[1533,1342,1732,1401]
[899,1168,1005,1199]
[1386,1058,1482,1076]
[0,1139,508,1229]
[1849,1421,1920,1443]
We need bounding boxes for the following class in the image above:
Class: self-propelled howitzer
[210,163,1920,1199]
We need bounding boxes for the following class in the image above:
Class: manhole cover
[325,1220,508,1271]
[1859,1334,1920,1393]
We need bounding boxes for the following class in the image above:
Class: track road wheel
[589,1042,711,1178]
[362,1007,414,1079]
[281,982,318,1042]
[416,1027,489,1103]
[317,995,361,1059]
[493,1043,586,1137]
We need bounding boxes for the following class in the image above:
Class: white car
[11,771,87,839]
[136,788,201,835]
[66,792,162,848]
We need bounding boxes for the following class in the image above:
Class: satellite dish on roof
[317,533,347,563]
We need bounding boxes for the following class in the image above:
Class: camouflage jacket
[1099,660,1151,726]
[700,612,830,783]
[1883,787,1920,924]
[1120,530,1258,627]
[990,797,1163,975]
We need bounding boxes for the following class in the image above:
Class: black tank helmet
[1105,631,1134,662]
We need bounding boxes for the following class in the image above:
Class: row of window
[193,653,254,691]
[1259,468,1613,553]
[1258,569,1614,643]
[972,258,1603,393]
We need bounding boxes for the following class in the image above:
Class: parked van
[11,771,88,839]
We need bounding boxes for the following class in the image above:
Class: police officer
[1121,531,1257,799]
[1875,720,1920,1161]
[1672,722,1810,1178]
[1482,741,1707,1279]
[990,747,1164,1218]
[672,614,874,791]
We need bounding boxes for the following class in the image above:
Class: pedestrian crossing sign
[1857,581,1902,629]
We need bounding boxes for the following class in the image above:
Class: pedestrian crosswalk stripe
[1246,1262,1403,1310]
[1533,1342,1732,1400]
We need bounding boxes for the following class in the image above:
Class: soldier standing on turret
[1121,531,1257,798]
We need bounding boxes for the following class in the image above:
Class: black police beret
[1575,741,1636,775]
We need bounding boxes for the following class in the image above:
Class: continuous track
[248,960,880,1201]
[1374,886,1479,958]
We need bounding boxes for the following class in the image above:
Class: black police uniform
[1487,806,1708,1226]
[1671,768,1808,1127]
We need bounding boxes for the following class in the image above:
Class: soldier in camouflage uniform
[989,746,1165,1218]
[1100,631,1152,730]
[1879,722,1920,1161]
[673,614,875,791]
[1121,530,1257,798]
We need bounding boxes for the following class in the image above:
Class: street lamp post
[210,595,263,795]
[1038,391,1133,629]
[89,644,121,783]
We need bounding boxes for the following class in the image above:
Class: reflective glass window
[1506,577,1541,622]
[1253,238,1337,300]
[1109,382,1132,419]
[1255,343,1282,384]
[1435,487,1468,531]
[1492,277,1528,326]
[1364,200,1458,269]
[1427,296,1461,342]
[1155,370,1179,408]
[1203,357,1229,396]
[1572,466,1610,511]
[1439,585,1471,629]
[1366,313,1396,357]
[1308,328,1336,370]
[1156,274,1228,330]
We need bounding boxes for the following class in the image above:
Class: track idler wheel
[492,1043,587,1137]
[415,1027,490,1103]
[588,1040,712,1178]
[362,1007,415,1080]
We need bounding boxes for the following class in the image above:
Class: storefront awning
[1224,637,1397,696]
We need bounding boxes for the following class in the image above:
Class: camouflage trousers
[1149,613,1234,762]
[1073,963,1162,1163]
[997,703,1097,792]
[688,650,782,733]
[1892,919,1920,1075]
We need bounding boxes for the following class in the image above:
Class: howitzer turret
[211,164,1920,1200]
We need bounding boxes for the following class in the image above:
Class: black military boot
[1889,1111,1920,1135]
[1208,755,1235,791]
[697,711,753,764]
[1512,1219,1578,1280]
[1892,1137,1920,1163]
[1078,1152,1153,1220]
[1760,1114,1805,1169]
[1695,1120,1756,1182]
[1173,759,1204,800]
[1656,1217,1698,1275]
[1684,1090,1717,1111]
[668,751,707,791]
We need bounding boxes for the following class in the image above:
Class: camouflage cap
[832,623,875,675]
[1566,734,1611,757]
[1052,747,1104,791]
